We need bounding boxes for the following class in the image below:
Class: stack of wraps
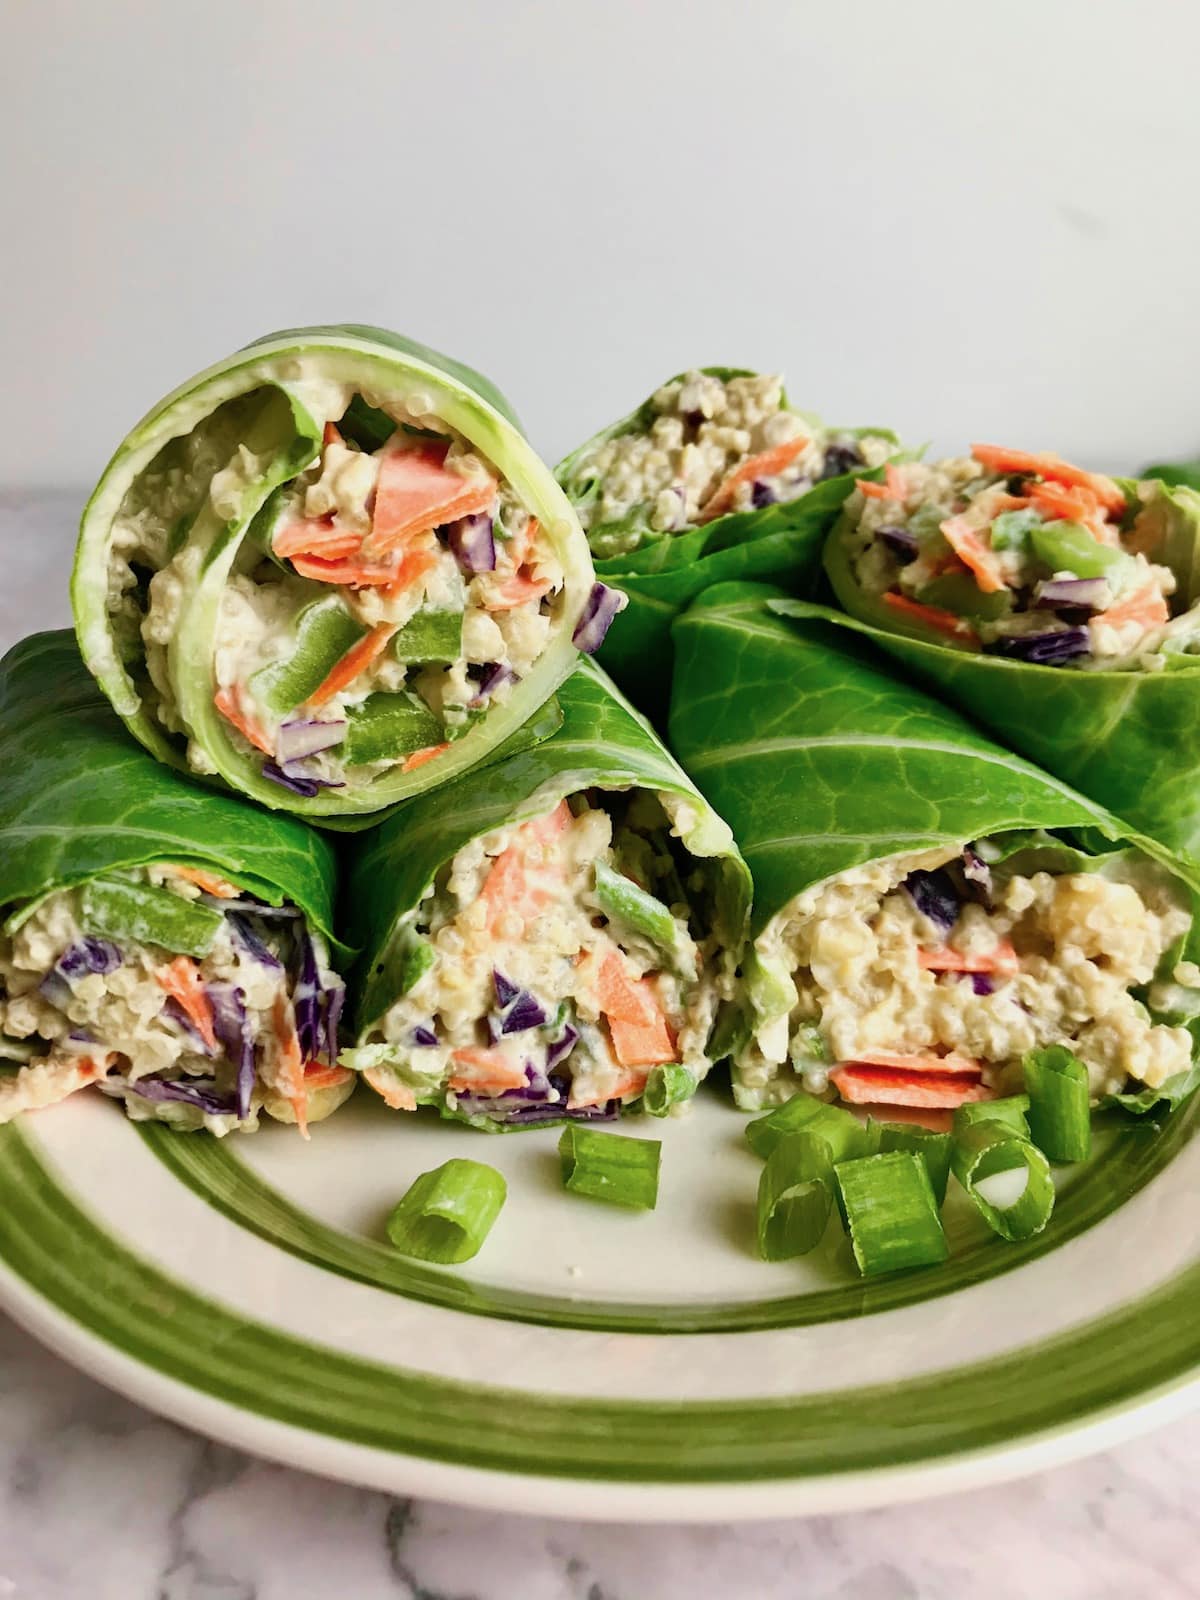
[669,585,1200,1121]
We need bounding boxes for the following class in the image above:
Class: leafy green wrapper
[668,584,1200,1107]
[0,633,339,944]
[342,658,752,1104]
[555,367,897,719]
[822,476,1200,865]
[73,325,595,825]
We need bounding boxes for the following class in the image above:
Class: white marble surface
[1,490,1198,1598]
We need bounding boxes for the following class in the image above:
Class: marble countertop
[1,491,1197,1599]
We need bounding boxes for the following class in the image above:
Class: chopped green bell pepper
[79,877,224,958]
[250,597,369,716]
[591,861,687,966]
[1030,521,1135,582]
[343,693,443,766]
[392,608,464,664]
[918,574,1012,622]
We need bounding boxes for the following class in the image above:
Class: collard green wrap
[0,632,338,937]
[822,476,1200,865]
[668,585,1200,1111]
[74,325,597,824]
[342,657,752,1118]
[555,368,895,717]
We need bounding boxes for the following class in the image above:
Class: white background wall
[4,0,1200,489]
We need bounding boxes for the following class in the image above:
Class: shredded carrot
[970,444,1125,513]
[857,478,891,500]
[366,444,498,557]
[478,803,570,931]
[273,517,363,562]
[1027,479,1112,540]
[213,686,274,755]
[272,993,309,1138]
[401,742,450,773]
[302,1064,355,1093]
[155,958,218,1051]
[525,798,572,844]
[169,865,239,899]
[483,575,553,612]
[323,420,343,449]
[1099,584,1169,629]
[291,545,438,592]
[850,1101,955,1132]
[831,1063,993,1110]
[596,950,676,1067]
[569,1068,650,1108]
[940,515,1007,594]
[506,516,540,571]
[844,1049,985,1076]
[363,1067,417,1111]
[448,1047,529,1094]
[305,622,397,710]
[918,940,1019,978]
[882,591,980,645]
[696,436,809,523]
[884,463,908,499]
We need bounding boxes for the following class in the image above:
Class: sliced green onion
[79,877,223,958]
[558,1125,661,1210]
[756,1131,834,1260]
[591,862,689,970]
[1024,1044,1092,1163]
[745,1090,872,1163]
[643,1063,695,1117]
[343,692,443,766]
[953,1094,1030,1136]
[951,1120,1055,1241]
[392,607,464,665]
[385,1158,506,1263]
[873,1123,953,1206]
[834,1152,949,1276]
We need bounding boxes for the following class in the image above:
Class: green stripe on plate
[0,1120,1197,1481]
[136,1104,1197,1333]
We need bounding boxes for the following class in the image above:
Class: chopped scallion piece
[756,1131,834,1260]
[643,1063,695,1117]
[834,1152,949,1276]
[558,1125,661,1210]
[951,1119,1055,1241]
[1024,1045,1091,1163]
[385,1158,506,1263]
[954,1094,1031,1136]
[745,1090,872,1163]
[874,1123,953,1206]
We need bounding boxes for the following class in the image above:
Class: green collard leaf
[0,633,340,946]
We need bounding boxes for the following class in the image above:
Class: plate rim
[1,1119,1198,1519]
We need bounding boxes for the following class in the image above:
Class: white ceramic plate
[0,1087,1196,1521]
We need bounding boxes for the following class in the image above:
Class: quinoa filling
[562,370,896,559]
[342,790,738,1125]
[110,390,566,793]
[841,447,1200,667]
[0,866,349,1134]
[736,840,1196,1113]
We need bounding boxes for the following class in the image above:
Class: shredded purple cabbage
[293,929,322,1061]
[57,938,122,979]
[324,981,345,1064]
[130,1074,238,1116]
[262,760,346,797]
[410,1023,438,1048]
[961,846,992,901]
[751,481,776,509]
[990,628,1091,666]
[818,442,863,481]
[469,662,517,706]
[276,718,348,764]
[879,525,919,564]
[493,970,519,1007]
[502,990,547,1034]
[228,913,283,971]
[572,583,627,654]
[1033,577,1110,612]
[970,973,995,996]
[207,983,255,1119]
[447,512,496,574]
[545,1023,579,1069]
[903,868,959,931]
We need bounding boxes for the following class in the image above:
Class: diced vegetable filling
[0,866,349,1134]
[843,447,1200,666]
[563,371,895,558]
[738,841,1195,1113]
[114,393,567,791]
[342,790,737,1125]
